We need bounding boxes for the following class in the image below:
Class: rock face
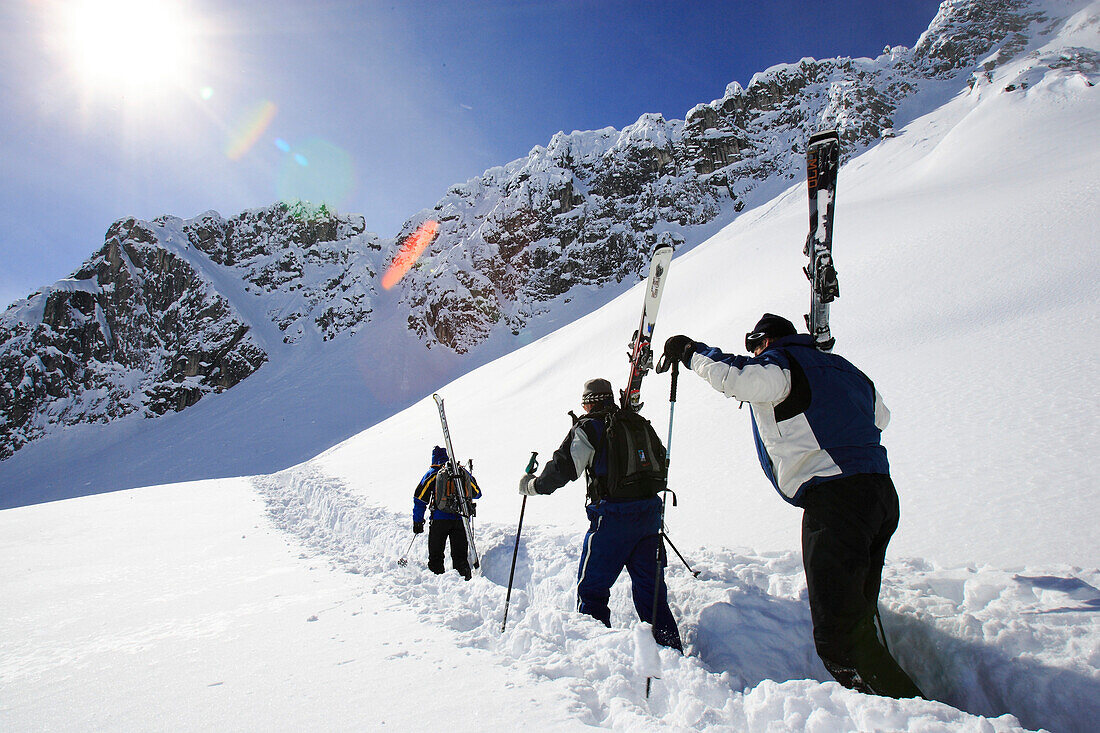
[176,202,379,343]
[0,203,379,460]
[1,0,1093,459]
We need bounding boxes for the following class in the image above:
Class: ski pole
[397,533,419,567]
[666,360,678,454]
[652,357,701,578]
[662,528,700,578]
[646,359,680,698]
[502,451,538,633]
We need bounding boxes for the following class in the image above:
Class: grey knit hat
[581,378,614,405]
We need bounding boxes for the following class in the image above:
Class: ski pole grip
[525,451,539,475]
[669,361,679,402]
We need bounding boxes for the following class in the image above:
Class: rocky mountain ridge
[391,0,1093,352]
[2,0,1095,461]
[0,203,380,459]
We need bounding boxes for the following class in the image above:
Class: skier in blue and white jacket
[664,313,923,699]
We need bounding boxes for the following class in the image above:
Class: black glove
[413,521,424,534]
[663,335,695,367]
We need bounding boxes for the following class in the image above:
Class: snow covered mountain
[1,0,1097,504]
[2,0,1099,730]
[0,203,377,462]
[390,0,1098,351]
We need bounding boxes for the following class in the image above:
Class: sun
[59,0,197,94]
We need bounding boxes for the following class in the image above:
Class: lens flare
[382,221,440,290]
[225,100,277,160]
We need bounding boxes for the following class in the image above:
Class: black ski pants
[801,473,924,699]
[427,518,471,580]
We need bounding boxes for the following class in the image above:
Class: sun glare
[61,0,196,93]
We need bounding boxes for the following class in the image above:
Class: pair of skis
[626,128,841,406]
[622,238,679,699]
[804,129,841,352]
[622,240,675,411]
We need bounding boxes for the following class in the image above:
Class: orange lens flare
[382,220,440,290]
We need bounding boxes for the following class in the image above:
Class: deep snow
[4,466,1095,731]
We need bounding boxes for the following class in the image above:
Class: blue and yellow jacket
[413,463,482,522]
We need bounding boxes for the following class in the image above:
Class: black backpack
[593,407,667,501]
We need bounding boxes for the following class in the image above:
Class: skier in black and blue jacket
[664,313,923,699]
[413,446,481,580]
[518,378,683,652]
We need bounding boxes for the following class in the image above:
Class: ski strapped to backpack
[432,393,480,570]
[804,129,841,352]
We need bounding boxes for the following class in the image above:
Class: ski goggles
[745,331,768,353]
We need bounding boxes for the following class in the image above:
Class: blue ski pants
[577,497,683,651]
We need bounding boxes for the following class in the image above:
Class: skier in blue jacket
[663,313,923,699]
[518,378,683,651]
[413,446,481,580]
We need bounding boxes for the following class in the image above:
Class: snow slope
[0,480,582,731]
[3,466,1095,730]
[3,5,1100,731]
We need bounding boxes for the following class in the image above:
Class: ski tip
[809,129,840,145]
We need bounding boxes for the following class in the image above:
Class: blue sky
[0,0,942,309]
